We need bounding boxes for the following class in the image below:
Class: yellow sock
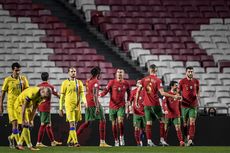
[10,133,14,139]
[70,130,78,144]
[67,131,72,143]
[14,134,20,145]
[21,128,32,148]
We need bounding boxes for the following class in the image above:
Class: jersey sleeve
[178,80,183,92]
[156,78,163,90]
[100,80,113,97]
[78,80,86,104]
[1,78,8,92]
[22,76,29,89]
[59,81,66,110]
[129,90,135,102]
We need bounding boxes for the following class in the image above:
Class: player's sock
[70,127,78,144]
[21,127,31,148]
[159,122,165,139]
[12,129,20,145]
[67,131,72,144]
[146,124,152,140]
[112,123,118,141]
[188,124,195,140]
[37,124,46,143]
[46,126,55,142]
[118,122,124,138]
[76,122,89,135]
[164,128,168,141]
[99,121,106,141]
[134,129,141,145]
[176,129,183,142]
[183,125,188,142]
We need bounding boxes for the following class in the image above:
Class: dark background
[0,114,229,146]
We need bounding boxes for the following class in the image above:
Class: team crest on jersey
[190,86,193,89]
[118,87,121,92]
[139,96,142,100]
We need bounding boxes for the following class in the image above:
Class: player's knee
[146,121,152,125]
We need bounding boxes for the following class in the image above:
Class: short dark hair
[186,66,194,71]
[11,62,21,70]
[169,80,178,87]
[149,64,157,70]
[68,67,76,72]
[91,66,101,77]
[41,72,49,81]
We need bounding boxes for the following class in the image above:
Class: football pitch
[0,146,230,153]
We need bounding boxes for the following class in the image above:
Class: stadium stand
[70,0,230,114]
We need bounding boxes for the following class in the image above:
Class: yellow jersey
[14,87,43,110]
[59,79,86,111]
[2,75,29,108]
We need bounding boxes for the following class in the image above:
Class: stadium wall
[0,115,229,146]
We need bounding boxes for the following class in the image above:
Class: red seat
[54,37,68,43]
[77,68,91,74]
[194,49,207,56]
[38,23,53,30]
[110,17,125,24]
[203,12,218,18]
[218,61,230,72]
[126,30,142,36]
[142,30,158,36]
[122,24,137,30]
[84,61,99,68]
[154,24,168,30]
[152,18,166,24]
[91,55,105,61]
[180,36,194,43]
[188,12,203,18]
[31,4,44,10]
[171,43,185,49]
[62,55,77,61]
[3,4,17,10]
[47,43,61,49]
[158,30,174,36]
[158,43,172,49]
[115,36,134,48]
[17,4,31,10]
[165,49,180,55]
[125,5,139,12]
[95,0,108,5]
[107,30,126,41]
[111,5,125,11]
[106,68,116,74]
[202,61,216,68]
[82,48,97,55]
[60,29,74,36]
[69,49,84,55]
[46,30,61,36]
[142,43,158,49]
[61,43,75,49]
[53,23,66,29]
[70,61,85,67]
[101,74,114,80]
[150,37,165,43]
[77,55,92,61]
[169,24,184,30]
[56,61,70,67]
[186,43,199,49]
[99,62,113,68]
[26,12,39,17]
[139,6,152,12]
[174,30,190,36]
[48,55,62,61]
[165,37,180,43]
[200,55,214,61]
[54,48,69,55]
[68,36,81,42]
[40,37,54,43]
[187,55,201,61]
[180,49,194,55]
[150,49,165,55]
[173,11,188,18]
[172,55,187,62]
[76,42,89,48]
[124,18,139,24]
[137,24,152,30]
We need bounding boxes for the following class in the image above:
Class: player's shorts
[85,106,105,121]
[7,107,17,123]
[133,114,146,128]
[14,107,30,125]
[39,112,51,124]
[109,107,125,121]
[165,117,181,125]
[181,107,197,121]
[144,106,163,122]
[66,109,82,122]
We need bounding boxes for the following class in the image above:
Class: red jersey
[37,82,58,112]
[179,78,199,108]
[141,74,163,106]
[162,91,181,118]
[86,78,99,107]
[100,79,130,110]
[130,88,145,116]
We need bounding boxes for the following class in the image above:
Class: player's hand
[164,110,168,115]
[22,120,28,127]
[135,102,140,108]
[59,110,64,117]
[174,95,182,100]
[29,121,34,127]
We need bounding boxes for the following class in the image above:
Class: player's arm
[93,83,99,113]
[196,80,200,106]
[79,81,86,105]
[59,82,66,117]
[29,103,39,127]
[159,88,181,99]
[22,97,31,126]
[0,91,6,115]
[23,76,30,89]
[52,86,60,99]
[135,86,142,108]
[99,80,112,97]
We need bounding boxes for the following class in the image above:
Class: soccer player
[178,66,200,146]
[59,67,86,147]
[76,67,111,147]
[15,86,51,150]
[162,81,184,146]
[136,64,181,146]
[0,62,29,148]
[129,80,145,146]
[99,68,130,146]
[36,72,62,147]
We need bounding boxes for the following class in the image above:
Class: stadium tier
[70,0,230,113]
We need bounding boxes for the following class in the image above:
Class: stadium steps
[32,0,144,80]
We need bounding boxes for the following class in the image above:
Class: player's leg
[36,112,48,147]
[187,108,197,146]
[154,106,168,146]
[144,106,155,146]
[133,115,141,146]
[66,110,79,147]
[173,118,184,146]
[98,105,111,147]
[76,106,94,135]
[110,109,119,146]
[117,107,125,146]
[181,108,189,143]
[164,118,169,142]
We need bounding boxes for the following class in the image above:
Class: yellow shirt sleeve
[59,81,66,110]
[2,77,8,92]
[78,80,86,104]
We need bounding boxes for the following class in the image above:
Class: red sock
[134,129,141,145]
[37,124,46,143]
[46,126,55,142]
[146,124,152,140]
[176,129,183,142]
[77,122,90,135]
[112,123,118,141]
[99,121,106,141]
[188,124,195,140]
[159,122,165,139]
[164,128,168,141]
[118,122,124,138]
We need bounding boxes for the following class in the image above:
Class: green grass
[1,146,230,153]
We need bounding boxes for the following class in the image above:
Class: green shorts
[181,107,197,121]
[165,117,181,126]
[133,114,146,128]
[109,107,125,121]
[39,112,51,124]
[144,106,163,122]
[85,106,105,121]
